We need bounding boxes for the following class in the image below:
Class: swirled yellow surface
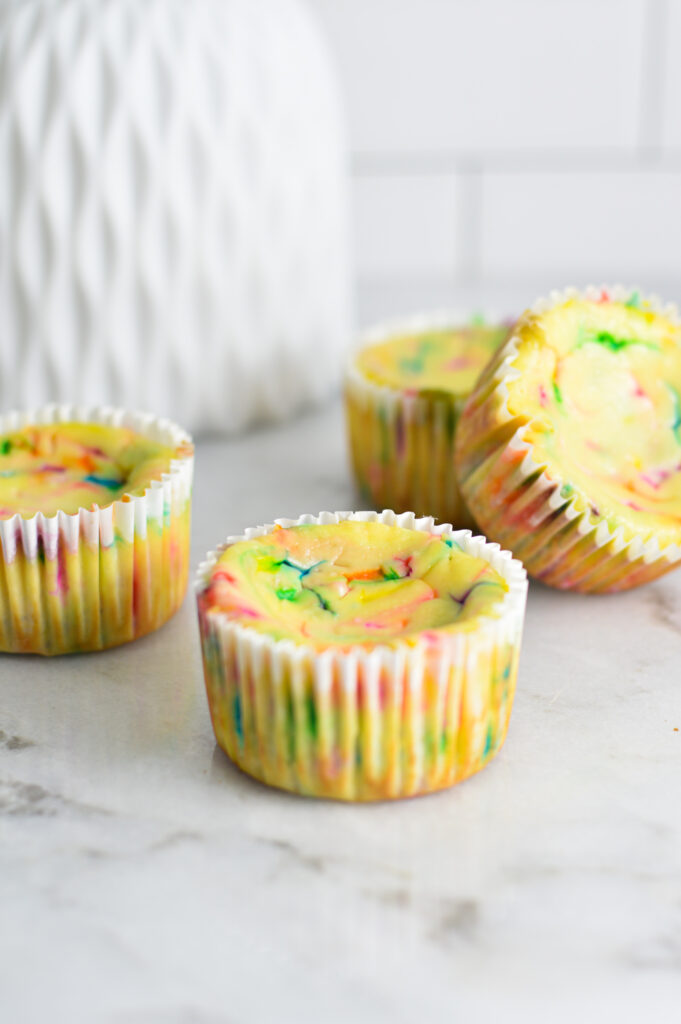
[355,324,510,395]
[205,521,508,648]
[0,422,181,517]
[506,295,681,546]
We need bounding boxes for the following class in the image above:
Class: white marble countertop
[2,397,681,1022]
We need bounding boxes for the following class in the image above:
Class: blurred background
[1,0,679,430]
[311,0,681,324]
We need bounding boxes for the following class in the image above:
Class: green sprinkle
[399,356,425,374]
[286,694,295,762]
[0,439,11,455]
[381,566,401,580]
[399,337,439,375]
[560,483,574,498]
[308,587,333,612]
[579,330,658,354]
[595,331,638,352]
[233,696,244,744]
[552,380,563,406]
[275,586,299,602]
[625,291,641,309]
[306,695,318,740]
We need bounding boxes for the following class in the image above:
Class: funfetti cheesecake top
[353,323,510,396]
[0,422,183,518]
[506,292,681,546]
[202,520,509,649]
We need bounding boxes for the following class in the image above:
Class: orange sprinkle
[344,568,384,582]
[78,454,97,473]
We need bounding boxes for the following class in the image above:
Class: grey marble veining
[1,400,681,1023]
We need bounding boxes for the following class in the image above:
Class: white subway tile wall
[481,170,681,278]
[353,174,460,278]
[310,0,681,321]
[662,0,681,148]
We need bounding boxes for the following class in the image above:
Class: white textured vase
[0,0,351,433]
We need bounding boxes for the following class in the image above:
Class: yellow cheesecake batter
[506,295,681,547]
[0,422,180,517]
[355,324,509,396]
[204,520,508,648]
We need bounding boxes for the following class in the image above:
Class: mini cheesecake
[345,317,511,527]
[0,409,193,654]
[455,287,681,592]
[196,511,528,801]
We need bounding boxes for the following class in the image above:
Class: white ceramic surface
[1,395,681,1022]
[0,0,350,433]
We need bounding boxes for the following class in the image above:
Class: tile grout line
[350,149,681,176]
[638,0,669,153]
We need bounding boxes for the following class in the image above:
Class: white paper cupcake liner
[196,509,528,801]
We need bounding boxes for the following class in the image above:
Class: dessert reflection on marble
[2,403,681,1022]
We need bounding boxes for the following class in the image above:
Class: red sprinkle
[212,569,236,583]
